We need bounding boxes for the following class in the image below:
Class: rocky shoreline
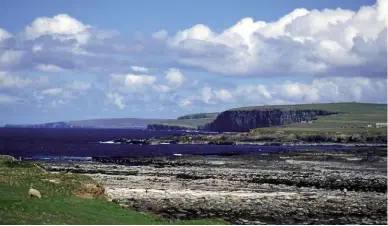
[100,137,387,147]
[41,149,387,224]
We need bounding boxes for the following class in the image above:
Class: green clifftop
[205,102,387,133]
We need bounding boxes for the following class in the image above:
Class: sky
[0,0,387,125]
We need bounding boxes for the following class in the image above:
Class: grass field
[230,102,387,112]
[0,156,227,225]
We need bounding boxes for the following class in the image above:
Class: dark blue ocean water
[0,128,375,160]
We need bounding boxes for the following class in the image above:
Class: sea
[0,128,378,161]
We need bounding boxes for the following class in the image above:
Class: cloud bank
[165,0,387,76]
[0,0,386,123]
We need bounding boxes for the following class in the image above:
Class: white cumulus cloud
[36,64,66,72]
[0,94,19,104]
[0,28,13,42]
[180,99,192,106]
[0,50,24,68]
[109,73,157,93]
[106,92,125,109]
[153,84,172,93]
[233,76,387,105]
[25,14,91,44]
[165,0,387,76]
[0,71,32,89]
[67,81,91,91]
[41,88,63,96]
[152,30,168,40]
[214,89,235,102]
[201,87,213,104]
[131,66,148,73]
[165,68,185,87]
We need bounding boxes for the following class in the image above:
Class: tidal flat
[42,149,387,225]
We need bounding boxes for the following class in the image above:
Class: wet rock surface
[42,149,387,224]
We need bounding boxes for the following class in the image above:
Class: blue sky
[0,0,386,124]
[1,0,375,34]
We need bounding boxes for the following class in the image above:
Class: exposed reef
[41,148,387,225]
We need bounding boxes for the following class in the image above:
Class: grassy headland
[249,102,387,134]
[148,103,387,134]
[0,156,227,225]
[148,103,387,144]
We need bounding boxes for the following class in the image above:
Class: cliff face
[203,109,337,132]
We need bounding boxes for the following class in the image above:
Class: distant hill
[5,118,166,129]
[6,103,386,133]
[4,122,86,129]
[177,113,219,120]
[67,118,164,128]
[147,113,219,131]
[5,114,219,130]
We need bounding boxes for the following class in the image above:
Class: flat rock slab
[42,149,387,224]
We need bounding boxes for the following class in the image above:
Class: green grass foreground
[0,156,227,225]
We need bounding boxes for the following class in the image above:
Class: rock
[203,109,336,132]
[239,218,249,223]
[174,213,187,219]
[82,183,105,198]
[119,204,129,208]
[41,149,387,225]
[28,188,41,199]
[41,178,60,184]
[75,192,94,199]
